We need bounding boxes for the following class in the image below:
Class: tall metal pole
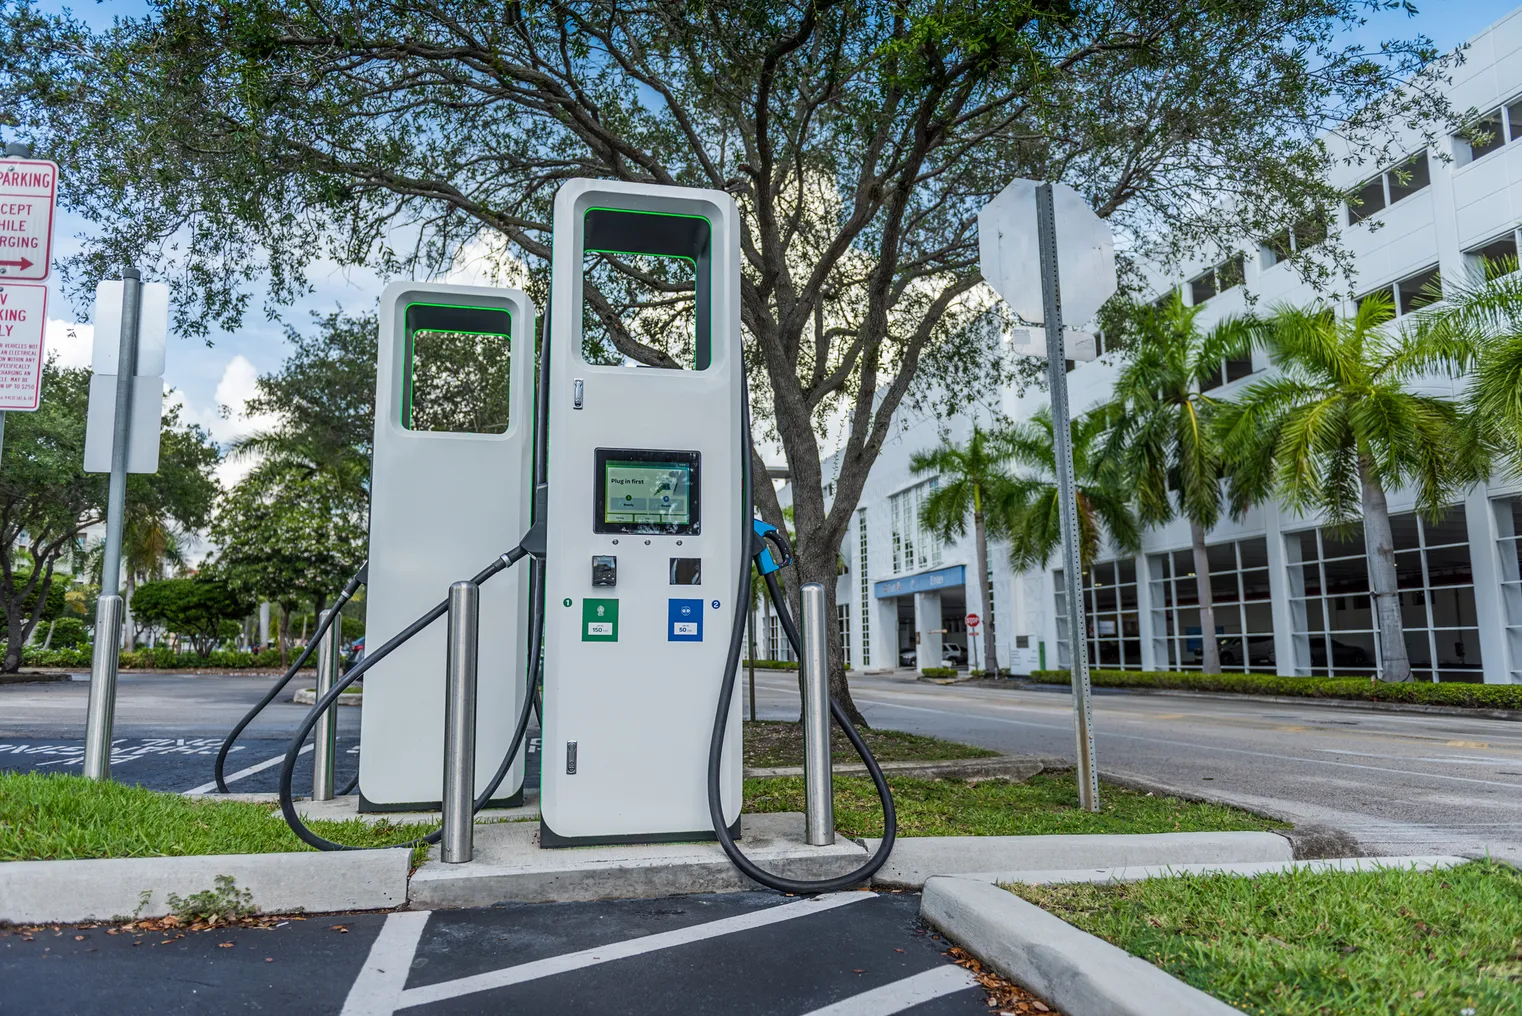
[800,582,835,846]
[83,269,141,781]
[1036,183,1100,812]
[311,608,342,802]
[442,581,479,863]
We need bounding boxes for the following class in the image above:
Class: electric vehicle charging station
[539,180,745,845]
[359,281,536,810]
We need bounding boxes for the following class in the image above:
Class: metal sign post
[82,270,141,781]
[979,178,1114,813]
[1035,183,1100,812]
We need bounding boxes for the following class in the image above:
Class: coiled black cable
[212,565,367,794]
[706,384,897,894]
[278,544,538,851]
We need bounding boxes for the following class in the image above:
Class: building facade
[764,9,1522,685]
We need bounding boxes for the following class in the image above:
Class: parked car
[941,641,968,665]
[899,646,960,668]
[341,638,365,674]
[1218,637,1368,668]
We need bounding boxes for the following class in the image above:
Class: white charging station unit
[539,179,744,845]
[360,281,535,810]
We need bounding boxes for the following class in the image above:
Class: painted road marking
[385,893,874,1012]
[182,744,312,796]
[799,965,979,1015]
[341,910,431,1016]
[0,737,239,768]
[1448,739,1491,749]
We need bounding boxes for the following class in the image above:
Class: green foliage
[0,773,431,862]
[1010,861,1522,1016]
[46,616,87,649]
[741,658,799,670]
[22,646,307,670]
[994,406,1140,571]
[167,875,254,923]
[210,469,366,615]
[1028,668,1522,710]
[920,666,960,679]
[746,772,1285,839]
[130,576,255,657]
[0,362,218,671]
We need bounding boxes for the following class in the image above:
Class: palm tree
[1105,295,1259,673]
[1407,255,1522,473]
[1216,293,1482,682]
[87,509,185,650]
[996,406,1142,574]
[911,425,1017,676]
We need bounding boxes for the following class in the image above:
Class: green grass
[745,772,1286,838]
[1030,668,1522,711]
[741,720,997,768]
[0,773,433,864]
[1007,862,1522,1016]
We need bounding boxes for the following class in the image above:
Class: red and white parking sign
[0,159,56,282]
[0,281,47,410]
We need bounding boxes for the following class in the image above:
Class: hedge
[1028,668,1522,711]
[18,646,312,670]
[742,658,800,670]
[920,667,960,679]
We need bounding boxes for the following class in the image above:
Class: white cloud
[44,317,92,369]
[166,353,279,488]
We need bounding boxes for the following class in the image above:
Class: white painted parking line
[181,743,312,795]
[341,911,431,1016]
[393,892,874,1011]
[798,965,979,1015]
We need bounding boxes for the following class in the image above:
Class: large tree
[131,574,253,657]
[0,0,1453,717]
[0,362,220,671]
[208,467,368,666]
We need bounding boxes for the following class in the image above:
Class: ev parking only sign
[0,281,47,410]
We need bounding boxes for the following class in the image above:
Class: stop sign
[966,613,980,629]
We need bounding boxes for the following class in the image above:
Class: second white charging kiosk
[539,180,744,844]
[359,281,536,810]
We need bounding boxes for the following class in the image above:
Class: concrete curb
[863,830,1293,888]
[292,687,363,706]
[0,849,409,925]
[954,854,1468,885]
[921,875,1243,1016]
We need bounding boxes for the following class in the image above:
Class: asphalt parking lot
[0,890,990,1016]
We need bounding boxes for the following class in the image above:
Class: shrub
[47,617,88,649]
[1028,668,1522,710]
[920,667,960,679]
[743,658,800,670]
[970,667,1012,678]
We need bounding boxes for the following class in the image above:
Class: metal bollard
[312,608,343,802]
[800,582,835,846]
[442,581,479,863]
[82,595,124,780]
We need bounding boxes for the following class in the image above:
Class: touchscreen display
[603,459,693,526]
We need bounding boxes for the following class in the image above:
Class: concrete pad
[922,875,1242,1016]
[960,854,1470,886]
[864,831,1293,888]
[289,793,540,826]
[292,687,362,706]
[0,848,409,924]
[408,811,869,906]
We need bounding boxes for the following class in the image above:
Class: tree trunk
[123,573,137,652]
[973,502,998,677]
[1360,460,1411,682]
[3,608,23,672]
[1191,521,1221,674]
[793,539,867,728]
[278,604,291,669]
[41,620,54,650]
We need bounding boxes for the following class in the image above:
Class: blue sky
[21,0,1522,485]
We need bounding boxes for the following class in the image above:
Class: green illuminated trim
[401,301,512,430]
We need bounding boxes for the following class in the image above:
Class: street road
[0,890,989,1016]
[750,670,1522,865]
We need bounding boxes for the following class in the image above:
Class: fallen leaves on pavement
[947,946,1062,1015]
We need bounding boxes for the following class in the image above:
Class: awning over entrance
[874,564,965,599]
